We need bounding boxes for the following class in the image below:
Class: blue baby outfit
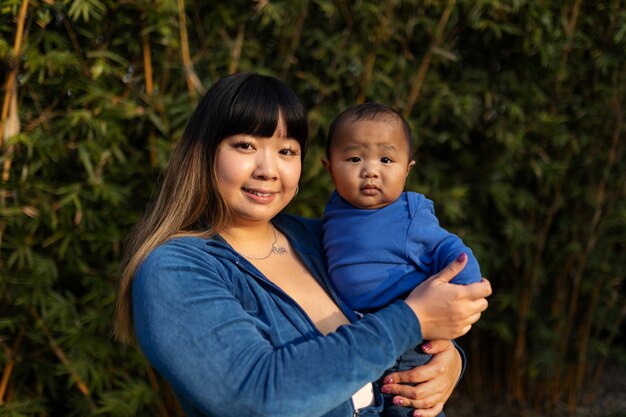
[323,191,481,311]
[132,214,441,417]
[323,191,481,417]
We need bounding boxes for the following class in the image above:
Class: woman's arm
[381,340,463,417]
[133,239,490,417]
[132,239,423,417]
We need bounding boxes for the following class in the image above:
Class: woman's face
[215,121,302,227]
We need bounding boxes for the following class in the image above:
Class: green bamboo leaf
[66,0,107,23]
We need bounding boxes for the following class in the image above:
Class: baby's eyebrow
[340,143,398,152]
[340,144,366,152]
[377,143,398,151]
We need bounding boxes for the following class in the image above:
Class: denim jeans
[378,344,445,417]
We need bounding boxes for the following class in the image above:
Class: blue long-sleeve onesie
[322,191,481,311]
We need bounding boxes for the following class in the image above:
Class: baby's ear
[406,160,416,176]
[321,157,332,172]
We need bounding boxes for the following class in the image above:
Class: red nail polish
[393,397,403,406]
[381,386,391,394]
[422,342,432,351]
[456,252,467,262]
[383,376,393,384]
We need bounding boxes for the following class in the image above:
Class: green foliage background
[1,0,624,415]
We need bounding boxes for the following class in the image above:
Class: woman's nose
[253,151,278,180]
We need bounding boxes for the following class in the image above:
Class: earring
[295,185,299,195]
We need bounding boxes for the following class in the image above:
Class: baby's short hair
[326,102,413,157]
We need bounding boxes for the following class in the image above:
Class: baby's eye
[380,157,393,164]
[348,157,361,163]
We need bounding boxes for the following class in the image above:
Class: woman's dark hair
[186,72,308,164]
[115,73,308,343]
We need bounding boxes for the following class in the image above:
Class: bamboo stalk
[555,81,623,407]
[177,0,202,98]
[543,0,583,397]
[558,179,617,406]
[190,2,207,50]
[177,0,191,88]
[29,307,93,402]
[61,10,92,78]
[357,0,394,104]
[281,0,309,79]
[143,33,154,96]
[142,32,158,167]
[229,23,245,75]
[515,162,566,405]
[556,0,581,95]
[0,0,28,150]
[534,1,583,400]
[357,52,378,104]
[23,96,58,134]
[403,0,456,117]
[561,0,581,66]
[0,328,24,405]
[587,297,626,403]
[329,1,354,75]
[548,253,575,406]
[2,86,19,181]
[582,83,625,402]
[567,278,602,413]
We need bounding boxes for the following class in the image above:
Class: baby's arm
[407,193,482,284]
[432,235,481,284]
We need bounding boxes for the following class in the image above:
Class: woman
[114,73,491,417]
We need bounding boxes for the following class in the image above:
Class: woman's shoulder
[137,236,224,277]
[133,236,234,296]
[147,235,211,259]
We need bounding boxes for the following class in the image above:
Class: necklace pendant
[272,243,287,255]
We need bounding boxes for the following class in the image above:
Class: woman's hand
[380,340,461,417]
[404,254,492,340]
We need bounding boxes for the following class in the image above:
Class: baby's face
[323,118,414,209]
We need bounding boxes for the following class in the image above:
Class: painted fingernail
[381,386,391,394]
[383,376,393,384]
[422,342,432,351]
[393,397,404,406]
[456,252,467,263]
[413,412,422,417]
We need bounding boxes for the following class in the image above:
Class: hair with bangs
[115,73,308,343]
[325,102,413,157]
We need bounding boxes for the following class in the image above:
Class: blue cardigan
[132,214,432,417]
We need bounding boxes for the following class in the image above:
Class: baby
[322,102,481,417]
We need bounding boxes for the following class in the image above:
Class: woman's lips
[243,187,276,202]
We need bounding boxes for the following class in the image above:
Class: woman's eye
[381,157,392,164]
[279,147,299,156]
[234,142,254,150]
[348,157,361,163]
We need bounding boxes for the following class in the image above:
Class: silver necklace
[238,224,287,260]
